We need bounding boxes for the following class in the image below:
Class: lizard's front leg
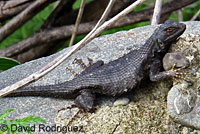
[149,57,192,83]
[149,58,177,81]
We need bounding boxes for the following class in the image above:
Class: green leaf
[0,109,14,121]
[0,111,46,134]
[0,57,20,70]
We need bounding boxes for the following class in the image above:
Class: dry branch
[83,0,116,45]
[151,0,163,25]
[191,8,200,21]
[0,0,33,21]
[178,9,183,22]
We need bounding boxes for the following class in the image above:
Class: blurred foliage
[0,57,20,71]
[0,0,199,52]
[0,109,46,134]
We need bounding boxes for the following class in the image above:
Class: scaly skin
[7,20,186,111]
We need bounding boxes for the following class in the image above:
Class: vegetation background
[0,0,199,70]
[1,0,199,50]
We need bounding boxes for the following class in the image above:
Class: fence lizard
[7,20,186,111]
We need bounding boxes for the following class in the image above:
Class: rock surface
[0,21,200,133]
[163,52,189,71]
[167,33,200,130]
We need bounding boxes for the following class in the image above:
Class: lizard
[7,20,186,112]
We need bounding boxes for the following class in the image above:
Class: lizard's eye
[165,27,176,33]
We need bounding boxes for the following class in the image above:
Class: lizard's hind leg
[58,89,96,125]
[58,89,96,112]
[80,60,104,75]
[75,89,96,112]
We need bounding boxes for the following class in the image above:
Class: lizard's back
[71,47,150,96]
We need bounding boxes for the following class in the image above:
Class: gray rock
[163,52,189,71]
[167,32,200,130]
[114,97,130,106]
[168,84,196,115]
[0,21,200,133]
[167,84,200,129]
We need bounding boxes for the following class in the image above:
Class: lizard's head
[154,20,186,53]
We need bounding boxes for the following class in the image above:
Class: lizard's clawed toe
[168,65,194,84]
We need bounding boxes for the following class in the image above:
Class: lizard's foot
[87,57,93,66]
[67,58,104,76]
[66,67,77,75]
[76,57,94,66]
[80,60,104,75]
[59,106,96,126]
[150,64,194,84]
[74,58,87,69]
[58,104,77,112]
[66,58,87,76]
[168,64,194,84]
[58,106,83,126]
[58,89,96,112]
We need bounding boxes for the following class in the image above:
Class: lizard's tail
[6,81,81,99]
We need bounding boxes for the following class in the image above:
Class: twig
[0,0,53,43]
[151,0,163,25]
[178,9,183,22]
[0,0,145,97]
[69,0,86,47]
[190,8,200,21]
[69,0,116,47]
[80,0,145,45]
